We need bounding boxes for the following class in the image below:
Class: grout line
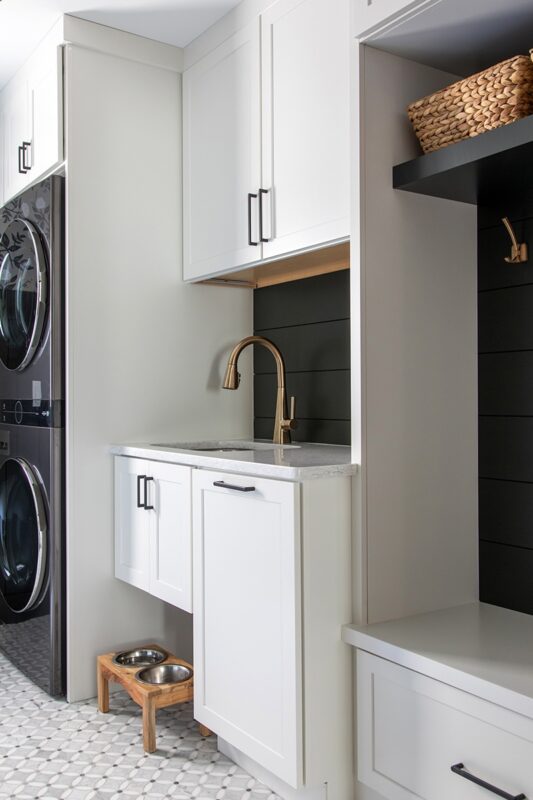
[479,348,533,355]
[254,317,350,333]
[479,414,533,419]
[479,476,533,485]
[254,368,350,376]
[478,282,533,294]
[480,538,533,553]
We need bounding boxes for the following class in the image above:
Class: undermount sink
[150,440,300,452]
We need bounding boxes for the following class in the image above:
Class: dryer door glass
[0,458,47,613]
[0,219,48,371]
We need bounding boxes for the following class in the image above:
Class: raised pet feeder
[97,644,211,752]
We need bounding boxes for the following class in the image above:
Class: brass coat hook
[502,217,528,264]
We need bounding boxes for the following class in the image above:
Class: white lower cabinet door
[114,457,192,613]
[147,461,192,612]
[193,470,303,787]
[357,650,533,800]
[114,456,151,592]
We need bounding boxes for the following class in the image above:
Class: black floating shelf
[393,115,533,205]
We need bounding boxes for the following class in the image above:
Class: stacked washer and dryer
[0,176,65,696]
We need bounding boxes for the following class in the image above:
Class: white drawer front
[357,650,533,800]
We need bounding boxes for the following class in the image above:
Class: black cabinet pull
[451,763,526,800]
[144,476,154,510]
[259,188,270,242]
[213,480,256,492]
[137,474,146,508]
[18,145,29,174]
[22,141,32,172]
[248,192,259,246]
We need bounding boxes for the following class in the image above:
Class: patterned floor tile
[0,653,282,800]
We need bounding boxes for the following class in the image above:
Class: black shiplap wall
[479,202,533,615]
[253,270,350,445]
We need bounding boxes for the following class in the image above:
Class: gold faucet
[222,335,297,444]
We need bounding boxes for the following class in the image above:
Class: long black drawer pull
[248,192,259,246]
[137,475,146,508]
[144,476,154,510]
[451,763,526,800]
[213,481,255,493]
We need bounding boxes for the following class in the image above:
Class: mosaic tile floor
[0,652,282,800]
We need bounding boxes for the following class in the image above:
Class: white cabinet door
[114,457,193,613]
[193,470,303,787]
[29,44,63,181]
[147,461,192,612]
[2,79,31,202]
[183,21,262,280]
[261,0,350,259]
[114,456,151,592]
[353,0,427,36]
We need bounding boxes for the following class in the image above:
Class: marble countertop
[343,602,533,717]
[111,439,358,481]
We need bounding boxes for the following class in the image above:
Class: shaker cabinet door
[114,456,151,592]
[148,461,192,612]
[193,469,303,787]
[183,20,262,280]
[261,0,350,260]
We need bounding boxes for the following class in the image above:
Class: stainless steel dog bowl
[136,663,193,685]
[113,648,167,668]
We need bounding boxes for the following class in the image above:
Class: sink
[150,440,300,452]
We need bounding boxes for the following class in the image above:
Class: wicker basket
[407,52,533,154]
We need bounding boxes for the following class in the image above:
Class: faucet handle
[282,396,298,432]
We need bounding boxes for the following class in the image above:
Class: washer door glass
[0,219,48,371]
[0,459,47,613]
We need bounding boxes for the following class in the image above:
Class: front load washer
[0,175,64,426]
[0,422,64,696]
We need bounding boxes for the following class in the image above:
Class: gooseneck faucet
[222,335,297,444]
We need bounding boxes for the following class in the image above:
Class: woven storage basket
[407,52,533,154]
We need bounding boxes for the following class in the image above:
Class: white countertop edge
[342,604,533,719]
[110,443,359,481]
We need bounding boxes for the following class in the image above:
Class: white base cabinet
[193,469,353,796]
[114,457,192,613]
[193,470,303,787]
[357,650,533,800]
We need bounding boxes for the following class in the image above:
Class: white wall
[65,44,252,701]
[356,45,479,625]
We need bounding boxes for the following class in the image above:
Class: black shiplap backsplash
[253,270,350,445]
[478,201,533,615]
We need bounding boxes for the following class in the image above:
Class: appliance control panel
[0,399,62,428]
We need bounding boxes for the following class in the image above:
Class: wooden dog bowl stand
[97,646,212,753]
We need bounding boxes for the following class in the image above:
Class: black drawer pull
[213,481,255,492]
[144,476,154,510]
[451,763,526,800]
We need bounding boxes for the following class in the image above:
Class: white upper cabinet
[2,77,31,202]
[0,31,63,205]
[183,21,262,280]
[114,457,192,613]
[28,42,63,184]
[261,0,350,260]
[353,0,426,37]
[183,0,350,281]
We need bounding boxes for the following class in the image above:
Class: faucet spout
[222,336,296,444]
